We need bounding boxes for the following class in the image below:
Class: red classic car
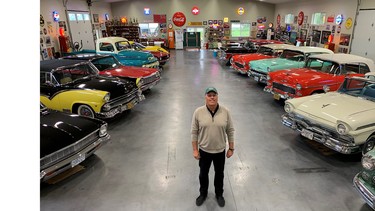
[218,39,284,66]
[230,44,292,74]
[264,53,375,100]
[64,54,161,92]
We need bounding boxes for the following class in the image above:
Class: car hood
[271,68,336,85]
[70,75,136,98]
[251,58,301,73]
[148,51,169,58]
[144,46,169,53]
[117,50,158,64]
[239,53,275,63]
[40,110,102,158]
[294,92,375,129]
[101,66,158,78]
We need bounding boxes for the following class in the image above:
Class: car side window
[99,42,114,52]
[343,63,370,74]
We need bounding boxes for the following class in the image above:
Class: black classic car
[40,103,110,182]
[62,54,161,92]
[217,39,284,66]
[40,59,145,119]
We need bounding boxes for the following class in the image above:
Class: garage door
[68,11,95,50]
[350,9,375,62]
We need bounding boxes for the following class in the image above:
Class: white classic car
[281,72,375,154]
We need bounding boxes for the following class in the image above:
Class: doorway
[67,11,95,50]
[186,27,206,48]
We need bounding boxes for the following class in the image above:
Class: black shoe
[196,195,207,206]
[216,195,225,207]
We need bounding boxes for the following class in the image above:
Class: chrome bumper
[353,173,375,209]
[263,87,291,100]
[98,95,144,119]
[40,134,110,182]
[281,113,359,154]
[248,70,267,84]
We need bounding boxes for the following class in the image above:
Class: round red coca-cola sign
[172,12,186,27]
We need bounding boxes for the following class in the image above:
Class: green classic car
[248,46,333,84]
[353,136,375,209]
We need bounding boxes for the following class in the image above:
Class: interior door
[68,11,95,50]
[350,10,375,61]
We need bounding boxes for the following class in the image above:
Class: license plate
[301,129,314,140]
[71,154,85,167]
[254,76,259,82]
[273,93,281,100]
[127,102,134,110]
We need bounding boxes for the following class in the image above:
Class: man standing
[191,87,235,207]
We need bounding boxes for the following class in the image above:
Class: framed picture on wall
[312,30,321,43]
[203,21,207,25]
[321,31,331,44]
[339,34,351,46]
[93,14,99,23]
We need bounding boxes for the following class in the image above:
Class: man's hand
[193,150,200,160]
[226,149,234,158]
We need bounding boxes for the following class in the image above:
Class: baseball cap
[205,87,218,95]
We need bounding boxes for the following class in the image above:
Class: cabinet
[106,25,140,42]
[207,27,224,49]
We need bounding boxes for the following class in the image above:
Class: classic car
[230,43,292,74]
[218,39,284,66]
[40,59,144,119]
[264,53,375,100]
[281,73,375,154]
[67,37,160,69]
[353,137,375,210]
[128,41,170,65]
[40,103,110,182]
[248,46,334,84]
[63,54,161,92]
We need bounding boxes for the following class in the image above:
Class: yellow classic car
[128,41,169,53]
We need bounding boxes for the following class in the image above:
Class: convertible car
[63,54,161,92]
[248,46,333,84]
[265,53,375,100]
[40,59,144,119]
[230,43,292,74]
[281,72,375,154]
[40,103,110,182]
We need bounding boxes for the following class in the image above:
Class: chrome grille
[143,74,160,85]
[40,130,99,169]
[108,88,139,108]
[273,82,296,94]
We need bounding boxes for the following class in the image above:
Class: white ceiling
[97,0,305,5]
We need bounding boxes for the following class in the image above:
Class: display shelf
[106,25,140,42]
[207,27,224,49]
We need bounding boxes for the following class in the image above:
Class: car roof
[284,46,334,54]
[98,37,129,43]
[261,43,293,49]
[308,53,375,67]
[40,59,88,72]
[63,54,111,61]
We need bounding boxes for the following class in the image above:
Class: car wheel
[362,135,375,155]
[77,105,95,118]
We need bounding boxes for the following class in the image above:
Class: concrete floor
[41,49,371,211]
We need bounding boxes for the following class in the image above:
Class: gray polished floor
[41,49,371,211]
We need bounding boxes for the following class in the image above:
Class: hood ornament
[322,104,330,108]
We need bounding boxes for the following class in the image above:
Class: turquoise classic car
[67,37,160,69]
[248,46,333,84]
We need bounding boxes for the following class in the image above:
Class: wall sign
[172,12,186,27]
[335,14,344,25]
[237,7,245,15]
[52,11,59,22]
[40,14,45,27]
[297,11,304,26]
[276,14,281,25]
[191,6,200,15]
[345,17,353,29]
[144,8,151,15]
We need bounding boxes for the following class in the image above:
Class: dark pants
[199,149,225,197]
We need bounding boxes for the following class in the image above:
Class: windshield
[91,56,121,71]
[338,77,375,101]
[116,41,132,51]
[280,50,305,62]
[306,58,341,74]
[257,47,275,56]
[52,63,97,85]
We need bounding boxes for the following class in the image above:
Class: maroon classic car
[264,53,375,100]
[230,43,292,74]
[217,39,284,66]
[64,54,161,92]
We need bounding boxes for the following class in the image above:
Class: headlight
[102,103,111,111]
[336,123,348,135]
[284,102,294,113]
[99,124,108,137]
[266,74,271,81]
[142,64,146,67]
[103,93,110,102]
[323,85,330,93]
[362,155,375,171]
[296,83,302,90]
